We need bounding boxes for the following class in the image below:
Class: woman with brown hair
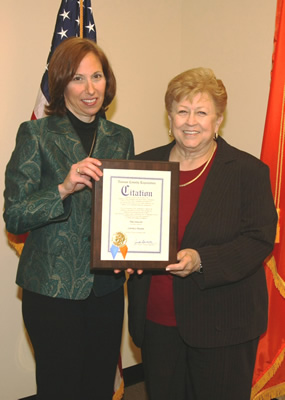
[4,37,134,400]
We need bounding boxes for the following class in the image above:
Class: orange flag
[251,1,285,399]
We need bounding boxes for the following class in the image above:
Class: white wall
[0,0,275,398]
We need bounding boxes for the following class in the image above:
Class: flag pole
[274,84,285,243]
[80,0,84,38]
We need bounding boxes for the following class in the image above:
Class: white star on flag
[57,27,68,39]
[60,10,71,20]
[85,21,95,32]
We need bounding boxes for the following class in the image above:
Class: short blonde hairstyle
[165,67,227,117]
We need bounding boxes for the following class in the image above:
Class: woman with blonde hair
[128,67,277,400]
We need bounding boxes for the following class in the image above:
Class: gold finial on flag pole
[80,0,84,38]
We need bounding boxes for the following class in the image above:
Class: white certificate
[101,168,171,261]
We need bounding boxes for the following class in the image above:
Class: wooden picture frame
[90,159,179,270]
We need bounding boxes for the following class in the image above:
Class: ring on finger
[76,167,80,174]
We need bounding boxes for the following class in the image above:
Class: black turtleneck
[66,109,98,156]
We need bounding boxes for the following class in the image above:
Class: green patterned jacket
[4,114,134,299]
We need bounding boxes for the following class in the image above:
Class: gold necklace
[179,143,216,187]
[88,116,99,157]
[88,129,97,157]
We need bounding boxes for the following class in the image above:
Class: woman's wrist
[58,183,69,200]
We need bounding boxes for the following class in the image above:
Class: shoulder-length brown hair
[45,37,116,116]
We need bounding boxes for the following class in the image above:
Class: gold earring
[168,128,173,137]
[214,132,218,140]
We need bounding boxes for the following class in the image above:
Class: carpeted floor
[122,384,285,400]
[123,381,148,400]
[18,385,285,400]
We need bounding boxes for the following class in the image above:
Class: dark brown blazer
[128,136,277,348]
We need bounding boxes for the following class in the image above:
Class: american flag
[31,0,96,120]
[9,0,97,260]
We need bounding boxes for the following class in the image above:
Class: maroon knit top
[146,148,217,325]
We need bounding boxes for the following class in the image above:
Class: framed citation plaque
[90,159,179,270]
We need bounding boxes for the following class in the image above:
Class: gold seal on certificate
[111,232,128,259]
[90,159,179,270]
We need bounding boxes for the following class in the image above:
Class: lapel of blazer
[181,137,238,246]
[46,115,87,164]
[91,118,126,159]
[46,115,127,163]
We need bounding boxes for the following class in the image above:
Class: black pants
[142,320,259,400]
[22,287,124,400]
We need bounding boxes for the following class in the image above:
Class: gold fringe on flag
[7,231,27,256]
[252,377,285,400]
[267,254,285,297]
[112,378,124,400]
[251,346,285,399]
[250,253,285,399]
